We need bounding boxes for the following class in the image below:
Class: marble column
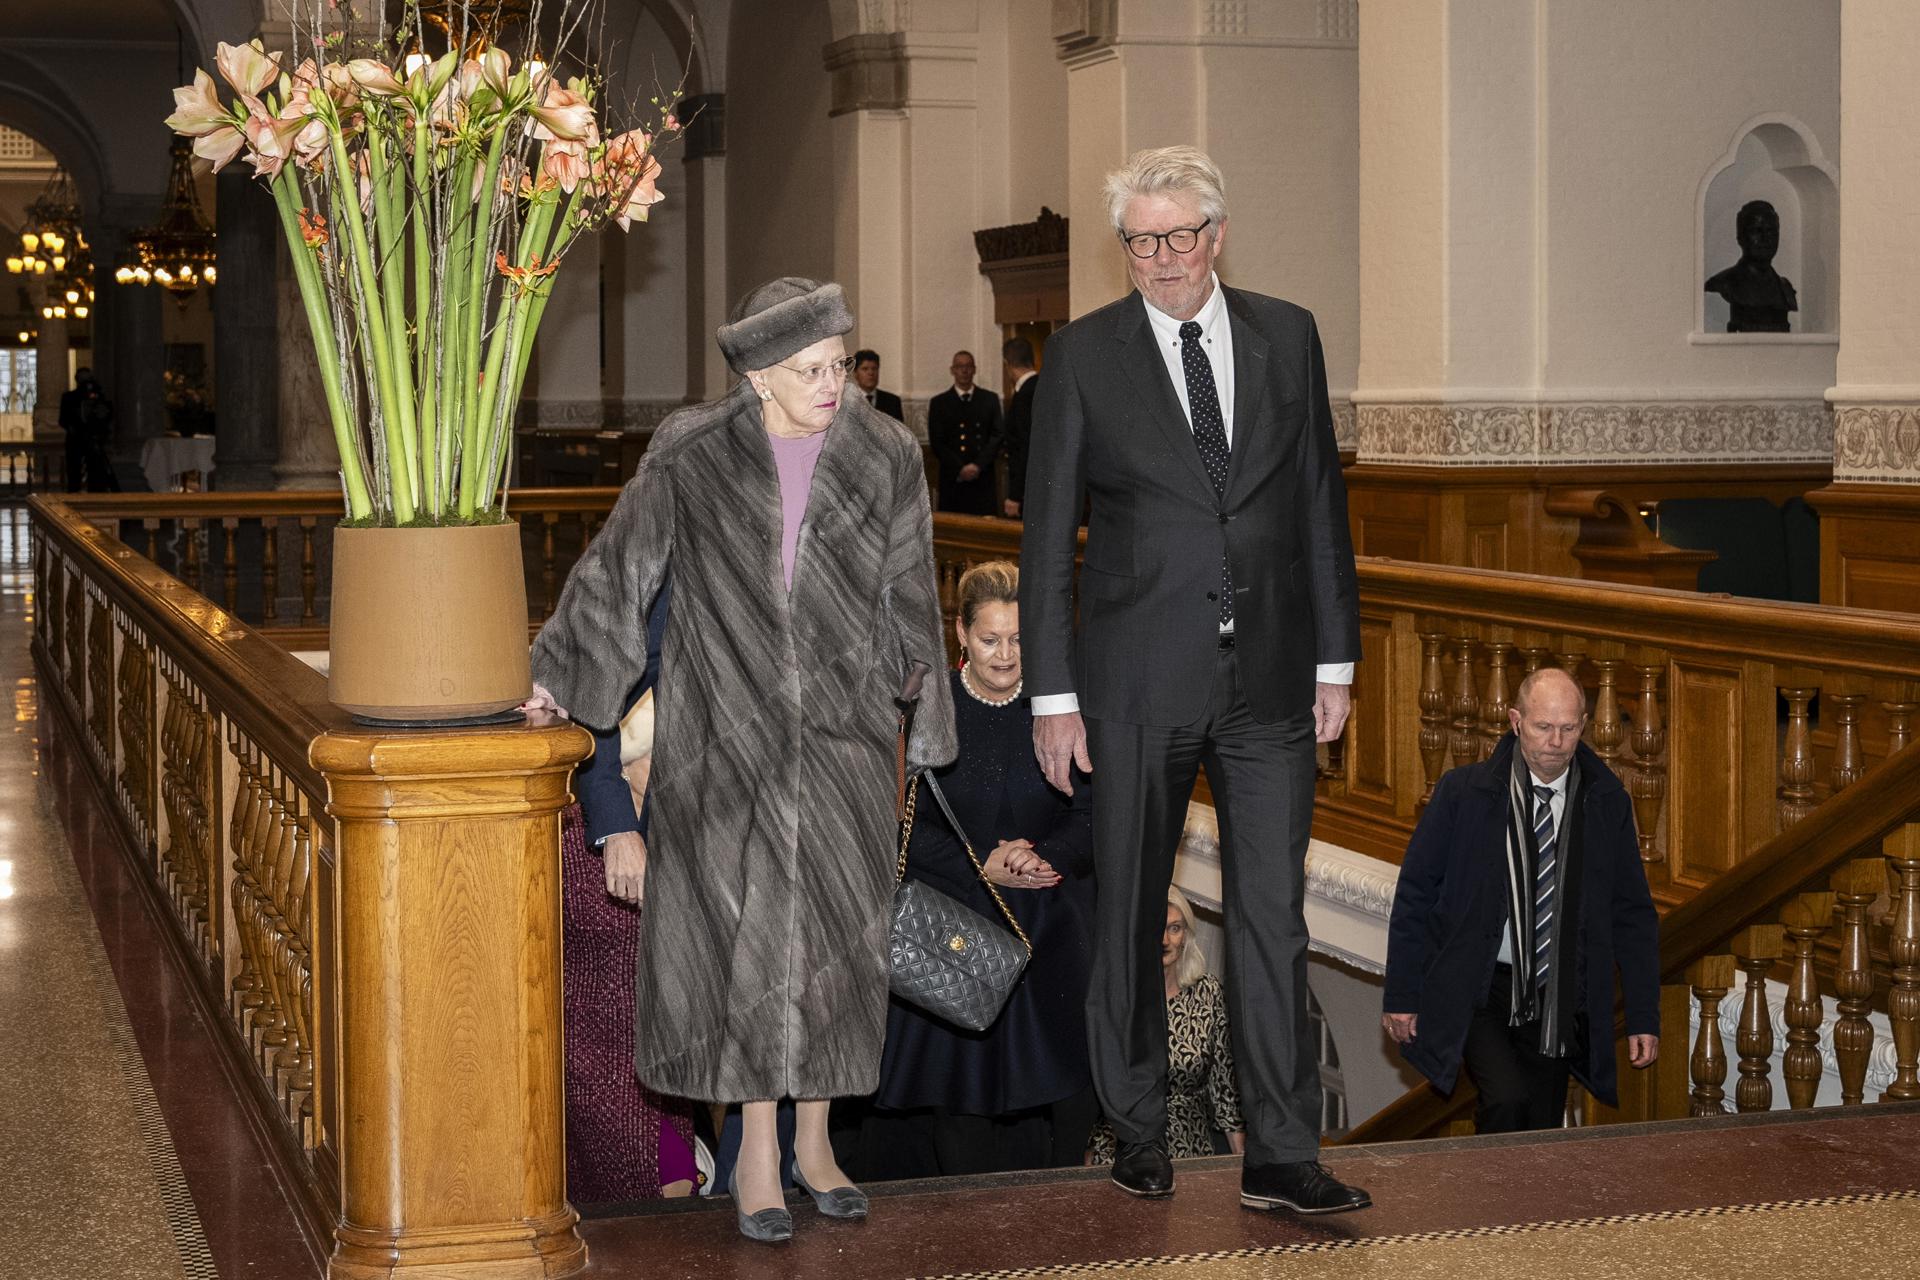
[31,315,67,434]
[92,196,168,463]
[212,168,279,490]
[1810,0,1920,608]
[681,95,729,402]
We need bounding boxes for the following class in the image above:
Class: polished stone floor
[15,499,1920,1280]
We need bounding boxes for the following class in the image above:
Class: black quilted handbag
[888,774,1032,1031]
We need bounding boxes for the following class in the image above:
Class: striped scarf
[1502,751,1580,1056]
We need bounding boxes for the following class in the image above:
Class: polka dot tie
[1179,320,1234,627]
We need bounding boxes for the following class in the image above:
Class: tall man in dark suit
[850,349,905,421]
[1020,146,1367,1215]
[1383,667,1660,1133]
[927,350,1003,514]
[1000,338,1039,518]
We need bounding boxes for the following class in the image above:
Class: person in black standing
[1020,146,1367,1216]
[927,350,1002,515]
[58,367,118,492]
[849,349,905,421]
[1000,338,1039,519]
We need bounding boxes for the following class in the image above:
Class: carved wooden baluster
[1689,955,1736,1116]
[299,518,319,625]
[1777,687,1819,830]
[1885,700,1917,759]
[183,517,203,593]
[1884,824,1920,1102]
[1449,633,1479,773]
[1479,640,1513,760]
[1629,661,1667,864]
[1828,692,1866,793]
[1417,632,1448,803]
[541,512,560,619]
[1588,658,1625,770]
[1732,924,1784,1113]
[221,517,240,612]
[1553,647,1586,678]
[1832,858,1886,1106]
[227,734,262,1016]
[1781,892,1835,1109]
[1518,646,1551,677]
[262,519,280,623]
[142,518,159,562]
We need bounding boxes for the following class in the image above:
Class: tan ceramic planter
[328,521,531,722]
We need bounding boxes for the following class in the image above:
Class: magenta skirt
[562,805,699,1203]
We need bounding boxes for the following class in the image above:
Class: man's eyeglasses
[1120,219,1212,259]
[777,355,859,385]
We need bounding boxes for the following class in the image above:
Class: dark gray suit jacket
[1019,287,1359,727]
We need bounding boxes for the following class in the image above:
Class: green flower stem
[456,128,510,515]
[502,186,586,430]
[463,191,557,517]
[438,146,479,513]
[268,171,373,520]
[328,130,415,523]
[367,124,422,516]
[411,113,438,514]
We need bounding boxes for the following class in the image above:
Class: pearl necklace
[960,662,1023,708]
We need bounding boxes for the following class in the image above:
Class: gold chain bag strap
[887,772,1033,1030]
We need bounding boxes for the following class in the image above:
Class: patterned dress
[1090,972,1244,1160]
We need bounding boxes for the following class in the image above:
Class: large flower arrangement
[167,10,679,524]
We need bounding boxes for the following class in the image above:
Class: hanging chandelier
[115,135,217,302]
[6,166,86,280]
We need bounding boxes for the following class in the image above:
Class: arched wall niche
[1694,113,1838,340]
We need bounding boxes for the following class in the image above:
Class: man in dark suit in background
[1382,667,1660,1134]
[850,349,904,422]
[1000,338,1039,518]
[927,350,1002,514]
[1020,146,1366,1215]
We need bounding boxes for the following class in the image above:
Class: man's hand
[959,463,982,482]
[1628,1034,1659,1068]
[603,831,647,904]
[1314,682,1351,744]
[1002,499,1021,518]
[1382,1012,1417,1045]
[1033,710,1092,794]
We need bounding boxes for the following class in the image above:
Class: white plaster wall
[1540,0,1839,395]
[1834,1,1920,391]
[608,5,690,404]
[1001,0,1068,226]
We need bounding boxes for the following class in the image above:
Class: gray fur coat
[532,381,958,1102]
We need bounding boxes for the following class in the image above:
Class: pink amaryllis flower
[597,130,665,229]
[166,69,248,170]
[347,58,407,98]
[540,139,592,193]
[216,39,281,97]
[529,79,598,145]
[478,47,514,103]
[242,104,307,179]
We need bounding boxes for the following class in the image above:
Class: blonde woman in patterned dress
[1090,887,1245,1161]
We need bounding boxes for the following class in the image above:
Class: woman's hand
[521,682,570,720]
[603,831,647,904]
[1227,1131,1246,1155]
[982,838,1061,889]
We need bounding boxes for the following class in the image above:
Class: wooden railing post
[1449,631,1479,773]
[313,720,593,1280]
[1417,630,1448,804]
[1884,824,1920,1103]
[1688,955,1736,1116]
[1778,686,1820,830]
[1833,858,1887,1105]
[1828,691,1867,793]
[1629,659,1667,864]
[1479,637,1513,761]
[1731,925,1784,1113]
[1782,892,1836,1109]
[1589,656,1626,772]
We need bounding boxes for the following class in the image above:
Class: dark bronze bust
[1705,199,1798,333]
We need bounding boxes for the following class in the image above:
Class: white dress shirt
[1013,369,1038,393]
[1496,766,1569,965]
[1031,276,1352,718]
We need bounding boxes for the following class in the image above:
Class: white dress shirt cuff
[1316,663,1355,685]
[1031,692,1081,716]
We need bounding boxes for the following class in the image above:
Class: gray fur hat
[717,277,855,375]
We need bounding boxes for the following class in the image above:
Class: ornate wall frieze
[1833,403,1920,484]
[1357,399,1833,466]
[1331,398,1356,450]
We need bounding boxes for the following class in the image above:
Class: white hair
[1167,886,1208,991]
[1102,145,1229,234]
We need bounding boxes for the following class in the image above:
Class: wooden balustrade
[1687,955,1735,1116]
[28,494,591,1279]
[1730,925,1783,1113]
[0,438,67,496]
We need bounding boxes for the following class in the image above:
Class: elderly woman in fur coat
[531,277,956,1242]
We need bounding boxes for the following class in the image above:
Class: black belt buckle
[1218,631,1236,652]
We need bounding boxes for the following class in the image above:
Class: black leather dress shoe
[1240,1161,1371,1214]
[1111,1139,1175,1198]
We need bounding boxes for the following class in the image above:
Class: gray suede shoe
[791,1159,870,1219]
[728,1169,794,1243]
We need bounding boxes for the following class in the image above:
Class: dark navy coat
[575,578,671,845]
[1383,735,1660,1106]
